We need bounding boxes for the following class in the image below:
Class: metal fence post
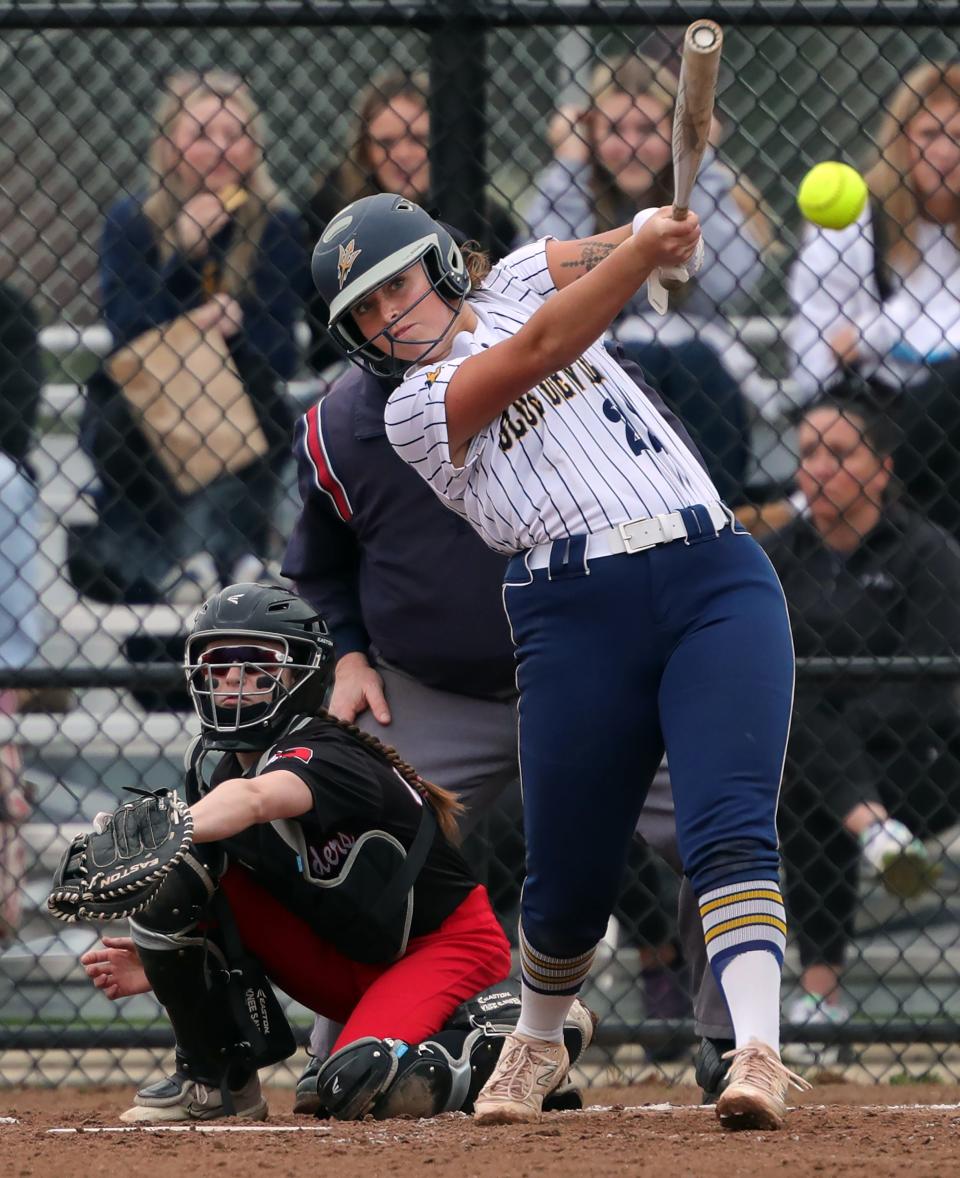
[428,0,489,245]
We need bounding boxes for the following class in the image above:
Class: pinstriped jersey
[383,240,721,555]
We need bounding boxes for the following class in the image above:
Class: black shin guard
[137,943,246,1087]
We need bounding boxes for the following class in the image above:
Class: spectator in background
[304,69,517,375]
[764,385,960,1059]
[520,54,778,504]
[787,61,960,401]
[0,281,43,941]
[0,282,43,666]
[74,71,308,605]
[789,62,960,594]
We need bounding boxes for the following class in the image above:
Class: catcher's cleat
[473,1032,569,1125]
[564,997,599,1055]
[119,1070,268,1123]
[695,1036,734,1104]
[542,1080,583,1111]
[715,1039,811,1131]
[293,1053,324,1116]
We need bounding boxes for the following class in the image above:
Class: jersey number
[602,398,666,457]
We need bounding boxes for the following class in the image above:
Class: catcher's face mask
[185,632,321,748]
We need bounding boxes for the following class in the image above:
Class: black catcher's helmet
[311,192,470,378]
[184,583,335,751]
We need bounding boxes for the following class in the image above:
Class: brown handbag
[107,314,269,496]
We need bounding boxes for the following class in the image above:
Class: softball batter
[311,193,809,1130]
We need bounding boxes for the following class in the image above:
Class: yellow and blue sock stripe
[519,923,596,995]
[699,879,786,974]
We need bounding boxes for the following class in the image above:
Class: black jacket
[764,504,960,816]
[763,504,960,667]
[0,283,41,476]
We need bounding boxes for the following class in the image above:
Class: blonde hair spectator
[143,70,288,295]
[866,60,960,272]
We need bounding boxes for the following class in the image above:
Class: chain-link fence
[3,0,960,1099]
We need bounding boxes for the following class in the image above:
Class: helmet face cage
[185,628,329,749]
[312,194,471,378]
[332,250,466,378]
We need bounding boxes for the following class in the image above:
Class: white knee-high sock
[699,878,786,1053]
[716,950,782,1052]
[514,983,575,1044]
[516,923,596,1042]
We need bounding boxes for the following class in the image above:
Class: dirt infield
[3,1083,960,1177]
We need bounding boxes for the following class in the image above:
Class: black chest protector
[185,737,437,964]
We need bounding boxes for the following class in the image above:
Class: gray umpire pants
[308,659,731,1057]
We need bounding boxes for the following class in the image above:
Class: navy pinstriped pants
[502,521,794,964]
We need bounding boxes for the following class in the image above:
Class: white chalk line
[589,1102,960,1114]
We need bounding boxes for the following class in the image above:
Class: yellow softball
[797,162,868,230]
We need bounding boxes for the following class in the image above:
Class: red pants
[220,870,511,1052]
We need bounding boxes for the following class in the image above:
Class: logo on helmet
[337,239,362,289]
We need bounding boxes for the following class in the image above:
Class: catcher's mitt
[47,788,194,922]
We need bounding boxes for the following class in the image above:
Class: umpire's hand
[328,652,392,726]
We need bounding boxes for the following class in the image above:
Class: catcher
[51,582,594,1123]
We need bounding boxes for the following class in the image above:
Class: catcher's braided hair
[318,708,464,843]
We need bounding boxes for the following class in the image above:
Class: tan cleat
[715,1039,811,1131]
[119,1070,268,1123]
[473,1032,569,1125]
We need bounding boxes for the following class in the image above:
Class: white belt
[524,501,730,570]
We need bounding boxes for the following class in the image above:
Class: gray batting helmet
[311,192,470,377]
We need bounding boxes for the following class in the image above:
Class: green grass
[888,1070,946,1086]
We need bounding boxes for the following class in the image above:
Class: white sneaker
[783,993,850,1068]
[860,819,939,899]
[715,1039,811,1131]
[120,1070,268,1123]
[473,1032,569,1125]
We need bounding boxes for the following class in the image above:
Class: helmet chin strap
[377,298,462,372]
[339,256,467,378]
